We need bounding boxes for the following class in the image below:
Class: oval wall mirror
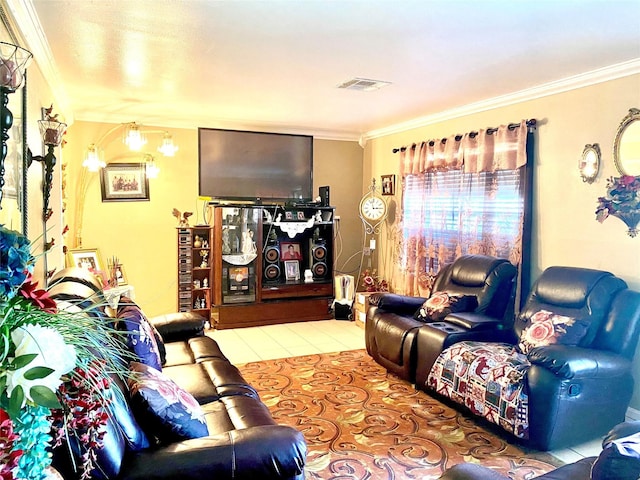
[614,108,640,176]
[579,143,600,183]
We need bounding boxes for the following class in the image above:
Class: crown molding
[4,0,74,124]
[362,58,640,142]
[74,110,362,142]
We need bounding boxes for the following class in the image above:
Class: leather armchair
[365,255,517,382]
[439,420,640,480]
[420,266,640,450]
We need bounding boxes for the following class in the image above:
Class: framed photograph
[114,264,128,286]
[284,260,300,281]
[280,241,302,260]
[100,163,150,202]
[296,211,306,220]
[381,174,396,196]
[285,211,293,220]
[67,248,105,273]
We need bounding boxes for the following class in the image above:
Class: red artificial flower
[620,175,637,187]
[17,274,57,312]
[0,408,22,480]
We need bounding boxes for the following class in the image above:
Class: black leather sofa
[47,268,307,480]
[365,255,517,382]
[439,421,640,480]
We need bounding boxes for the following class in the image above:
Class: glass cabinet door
[220,207,260,304]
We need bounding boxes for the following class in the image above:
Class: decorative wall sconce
[0,41,32,209]
[579,143,600,183]
[27,108,67,220]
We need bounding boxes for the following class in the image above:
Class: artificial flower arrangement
[596,174,640,237]
[360,269,389,293]
[0,225,129,480]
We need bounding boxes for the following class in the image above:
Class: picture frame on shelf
[114,264,127,286]
[280,241,302,260]
[296,211,306,220]
[100,163,150,202]
[285,211,293,220]
[284,260,300,281]
[66,248,105,273]
[381,174,395,196]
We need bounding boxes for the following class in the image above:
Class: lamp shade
[145,155,159,178]
[38,120,67,146]
[158,133,178,156]
[0,42,32,91]
[123,122,146,151]
[82,144,105,172]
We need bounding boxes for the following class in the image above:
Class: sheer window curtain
[389,120,533,309]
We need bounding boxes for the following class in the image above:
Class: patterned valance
[399,120,529,176]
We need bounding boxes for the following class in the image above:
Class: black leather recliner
[418,266,640,450]
[365,255,517,382]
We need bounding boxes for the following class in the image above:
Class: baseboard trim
[627,406,640,421]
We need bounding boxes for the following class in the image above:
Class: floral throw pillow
[414,291,478,322]
[128,362,209,442]
[117,301,164,370]
[518,310,589,355]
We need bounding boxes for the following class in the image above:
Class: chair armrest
[605,421,640,444]
[149,312,206,342]
[121,425,307,480]
[444,312,503,330]
[374,293,427,316]
[527,345,631,380]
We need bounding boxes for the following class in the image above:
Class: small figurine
[173,208,193,227]
[203,277,209,288]
[194,297,201,309]
[200,250,209,267]
[222,227,231,254]
[193,279,201,288]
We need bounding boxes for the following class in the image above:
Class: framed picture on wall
[100,163,150,202]
[381,174,395,196]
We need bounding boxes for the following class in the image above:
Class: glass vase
[612,212,640,237]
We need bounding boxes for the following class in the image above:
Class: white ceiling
[9,0,640,140]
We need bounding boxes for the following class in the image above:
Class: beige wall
[63,121,363,318]
[364,73,640,406]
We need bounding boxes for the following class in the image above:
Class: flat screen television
[198,128,313,204]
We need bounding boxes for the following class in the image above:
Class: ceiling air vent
[337,77,392,92]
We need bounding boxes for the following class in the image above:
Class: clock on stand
[359,178,388,235]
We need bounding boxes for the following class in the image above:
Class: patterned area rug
[239,349,563,480]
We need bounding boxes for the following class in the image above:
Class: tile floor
[206,319,612,464]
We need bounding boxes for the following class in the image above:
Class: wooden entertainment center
[177,204,335,329]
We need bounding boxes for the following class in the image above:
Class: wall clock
[359,178,388,234]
